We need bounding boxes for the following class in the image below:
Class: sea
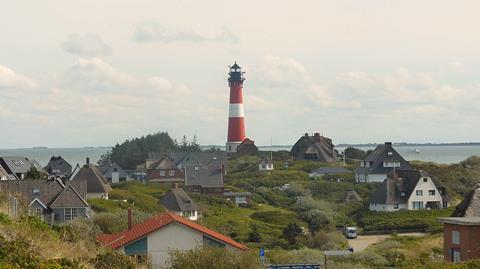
[1,145,479,167]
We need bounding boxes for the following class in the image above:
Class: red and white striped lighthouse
[226,62,246,152]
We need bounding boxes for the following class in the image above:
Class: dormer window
[387,152,393,156]
[423,178,428,182]
[194,166,199,171]
[32,189,40,197]
[400,191,406,197]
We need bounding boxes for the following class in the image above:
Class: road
[347,233,425,252]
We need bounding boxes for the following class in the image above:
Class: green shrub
[89,252,136,269]
[0,212,11,224]
[250,211,299,227]
[168,247,261,269]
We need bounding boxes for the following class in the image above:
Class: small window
[169,170,175,176]
[400,192,406,197]
[429,190,435,195]
[452,231,460,244]
[366,162,370,167]
[194,166,199,171]
[261,164,266,169]
[416,190,423,196]
[387,152,393,156]
[32,189,40,197]
[159,171,165,176]
[360,162,364,167]
[423,178,428,182]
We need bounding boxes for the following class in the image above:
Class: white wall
[407,177,443,209]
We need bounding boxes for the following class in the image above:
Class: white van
[344,226,357,239]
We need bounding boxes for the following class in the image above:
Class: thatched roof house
[290,133,336,162]
[452,183,480,217]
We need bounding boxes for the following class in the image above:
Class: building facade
[440,217,480,263]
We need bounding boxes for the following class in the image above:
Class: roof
[147,156,178,170]
[0,179,88,209]
[0,156,37,174]
[439,217,480,226]
[355,142,414,175]
[231,62,241,69]
[345,190,362,202]
[0,165,8,178]
[290,133,336,162]
[168,151,228,168]
[97,162,126,176]
[311,167,350,175]
[45,156,72,176]
[185,164,223,188]
[70,164,111,194]
[50,184,89,208]
[96,212,248,251]
[452,183,480,217]
[160,188,199,212]
[224,192,253,197]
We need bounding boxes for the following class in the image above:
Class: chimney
[314,132,320,137]
[128,208,132,230]
[385,142,392,147]
[304,133,309,137]
[86,157,90,165]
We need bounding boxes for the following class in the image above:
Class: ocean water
[1,145,479,167]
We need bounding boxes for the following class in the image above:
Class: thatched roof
[452,183,480,217]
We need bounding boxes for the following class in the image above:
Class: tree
[344,147,367,160]
[25,167,49,180]
[283,223,303,245]
[306,209,333,235]
[248,225,262,242]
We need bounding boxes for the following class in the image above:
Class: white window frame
[416,190,423,196]
[452,231,460,244]
[429,190,436,196]
[160,170,165,176]
[64,208,79,221]
[169,170,175,176]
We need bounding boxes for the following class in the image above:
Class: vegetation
[168,247,261,269]
[98,131,201,169]
[25,167,49,180]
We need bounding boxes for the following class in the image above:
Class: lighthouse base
[226,142,241,153]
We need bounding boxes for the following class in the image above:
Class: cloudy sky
[1,1,480,148]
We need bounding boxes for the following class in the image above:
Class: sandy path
[348,233,425,252]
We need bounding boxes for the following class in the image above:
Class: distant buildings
[160,188,200,221]
[344,190,362,203]
[96,211,248,267]
[290,133,336,162]
[69,159,111,199]
[0,179,89,224]
[355,142,414,183]
[309,167,350,178]
[97,162,128,183]
[145,156,184,184]
[369,170,449,212]
[224,192,252,205]
[45,156,72,179]
[236,138,258,155]
[0,156,44,180]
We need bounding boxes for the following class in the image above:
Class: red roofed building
[96,211,248,267]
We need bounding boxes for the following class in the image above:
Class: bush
[168,247,261,269]
[93,210,153,233]
[89,252,136,269]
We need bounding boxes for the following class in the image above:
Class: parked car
[344,226,357,239]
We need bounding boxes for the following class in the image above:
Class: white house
[97,212,248,268]
[259,157,274,171]
[369,170,449,212]
[355,142,415,183]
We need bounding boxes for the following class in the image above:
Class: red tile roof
[96,212,248,251]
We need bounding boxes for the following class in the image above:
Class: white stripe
[229,103,244,118]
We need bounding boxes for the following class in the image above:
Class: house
[369,170,449,212]
[0,179,89,224]
[69,159,111,199]
[97,162,128,184]
[160,188,199,221]
[184,164,225,194]
[451,183,480,217]
[236,138,258,155]
[155,151,227,194]
[355,142,414,183]
[0,156,44,180]
[344,190,362,203]
[310,167,350,177]
[259,157,274,171]
[290,133,336,162]
[439,217,480,262]
[146,156,184,184]
[45,156,72,179]
[96,211,248,268]
[224,192,252,205]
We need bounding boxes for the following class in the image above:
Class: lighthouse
[226,62,246,152]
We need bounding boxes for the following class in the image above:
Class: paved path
[348,233,425,252]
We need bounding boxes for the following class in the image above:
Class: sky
[1,0,480,148]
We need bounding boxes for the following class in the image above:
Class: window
[183,210,195,217]
[383,161,401,167]
[169,170,175,176]
[64,208,79,221]
[203,236,226,248]
[32,189,40,197]
[452,248,461,263]
[452,231,460,244]
[394,203,399,209]
[416,190,423,196]
[360,162,364,167]
[159,170,165,176]
[412,201,424,209]
[194,166,199,171]
[400,192,406,197]
[261,164,266,169]
[31,207,43,219]
[429,190,436,195]
[423,178,428,182]
[366,162,370,167]
[387,152,393,156]
[235,196,247,204]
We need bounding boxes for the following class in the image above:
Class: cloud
[133,22,239,44]
[63,33,112,57]
[0,64,37,90]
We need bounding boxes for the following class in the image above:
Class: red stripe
[229,83,243,103]
[227,117,246,142]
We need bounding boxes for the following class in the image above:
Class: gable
[71,165,110,194]
[50,185,89,208]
